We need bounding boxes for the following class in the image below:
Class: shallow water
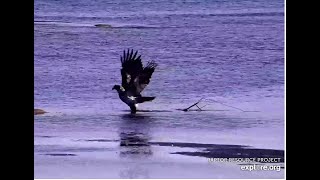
[34,0,284,178]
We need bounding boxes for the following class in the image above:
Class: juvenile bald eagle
[112,49,158,114]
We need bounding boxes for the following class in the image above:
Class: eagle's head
[112,85,126,92]
[112,85,121,91]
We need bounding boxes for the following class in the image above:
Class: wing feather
[133,60,158,94]
[120,49,143,91]
[119,49,157,96]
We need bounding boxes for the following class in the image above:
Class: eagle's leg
[129,105,137,114]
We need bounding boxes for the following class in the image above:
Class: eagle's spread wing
[120,49,157,96]
[133,61,157,94]
[121,49,143,91]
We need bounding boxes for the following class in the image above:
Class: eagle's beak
[112,87,115,90]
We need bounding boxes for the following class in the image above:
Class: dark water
[34,0,284,178]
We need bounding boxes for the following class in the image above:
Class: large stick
[181,98,204,111]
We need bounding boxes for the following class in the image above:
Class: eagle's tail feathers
[137,96,155,103]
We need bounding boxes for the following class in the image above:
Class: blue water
[34,0,284,178]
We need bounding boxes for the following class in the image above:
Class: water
[34,0,284,178]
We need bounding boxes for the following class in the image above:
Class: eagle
[112,49,158,114]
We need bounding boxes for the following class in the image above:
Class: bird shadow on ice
[117,114,153,178]
[118,114,153,152]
